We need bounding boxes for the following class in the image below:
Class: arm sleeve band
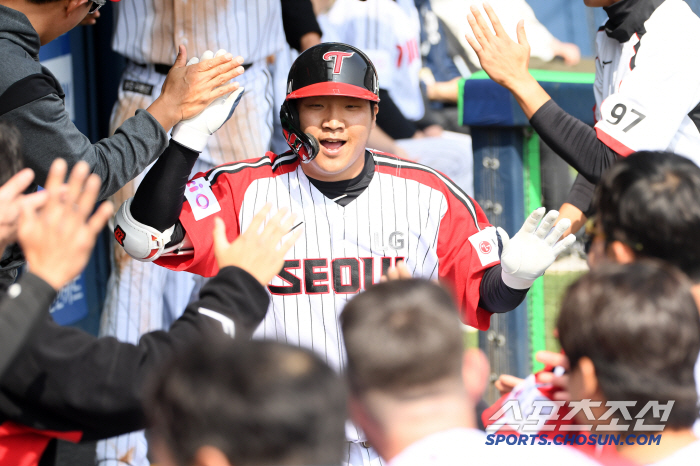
[529,99,621,184]
[376,89,418,140]
[478,264,528,313]
[130,139,199,246]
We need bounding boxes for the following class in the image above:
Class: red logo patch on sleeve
[479,241,492,254]
[114,226,126,246]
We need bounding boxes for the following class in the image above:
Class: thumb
[212,217,229,254]
[497,227,510,252]
[516,19,529,48]
[173,44,187,68]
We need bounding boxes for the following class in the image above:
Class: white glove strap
[501,268,535,290]
[171,124,209,152]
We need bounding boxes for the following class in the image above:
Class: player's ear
[370,102,378,129]
[607,240,636,264]
[462,348,490,403]
[65,0,89,17]
[574,356,599,399]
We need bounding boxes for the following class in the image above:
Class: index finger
[482,2,507,37]
[199,53,242,74]
[519,207,545,235]
[0,168,35,200]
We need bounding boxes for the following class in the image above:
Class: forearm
[478,264,528,313]
[11,97,168,200]
[0,267,268,439]
[281,0,323,51]
[529,100,620,184]
[0,273,54,377]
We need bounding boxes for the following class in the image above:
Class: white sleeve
[594,37,700,155]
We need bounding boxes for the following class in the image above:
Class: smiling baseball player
[113,42,575,466]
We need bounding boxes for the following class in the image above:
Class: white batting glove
[498,208,576,289]
[171,49,244,152]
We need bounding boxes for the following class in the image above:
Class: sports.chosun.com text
[485,433,662,446]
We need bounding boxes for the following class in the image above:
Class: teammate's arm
[464,5,621,185]
[281,0,323,52]
[0,206,300,439]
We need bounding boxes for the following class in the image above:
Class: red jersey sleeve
[437,192,498,330]
[155,170,240,277]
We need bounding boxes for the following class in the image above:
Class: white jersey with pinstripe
[156,150,500,367]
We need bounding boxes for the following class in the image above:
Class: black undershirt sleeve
[376,89,418,140]
[565,174,597,217]
[529,99,621,184]
[478,264,528,313]
[280,0,322,52]
[130,140,199,246]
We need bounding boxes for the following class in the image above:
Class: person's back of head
[558,261,700,432]
[341,279,489,461]
[341,279,465,397]
[146,338,347,466]
[595,151,700,282]
[0,121,23,186]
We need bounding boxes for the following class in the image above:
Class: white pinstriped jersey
[592,0,700,161]
[318,0,424,121]
[111,0,286,65]
[157,150,499,371]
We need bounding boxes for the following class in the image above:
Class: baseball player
[316,0,475,196]
[114,43,575,466]
[99,2,322,462]
[465,0,700,233]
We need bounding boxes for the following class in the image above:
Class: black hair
[341,279,463,395]
[595,151,700,281]
[558,261,700,429]
[146,337,347,466]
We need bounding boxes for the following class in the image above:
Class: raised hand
[464,3,530,89]
[172,50,245,152]
[464,3,550,118]
[147,45,246,131]
[213,204,303,286]
[498,207,576,289]
[18,159,114,291]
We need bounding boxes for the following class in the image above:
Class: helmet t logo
[323,51,355,74]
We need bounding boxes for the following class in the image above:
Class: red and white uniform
[158,150,499,371]
[592,0,700,160]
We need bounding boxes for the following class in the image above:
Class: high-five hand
[213,204,303,286]
[18,160,114,291]
[464,3,550,118]
[499,207,576,289]
[147,45,246,131]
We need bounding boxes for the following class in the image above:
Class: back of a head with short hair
[146,338,347,466]
[340,279,464,395]
[595,151,700,281]
[558,261,700,429]
[0,121,23,186]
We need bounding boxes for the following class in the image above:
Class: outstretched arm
[464,4,620,183]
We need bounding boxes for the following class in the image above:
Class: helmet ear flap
[280,101,320,163]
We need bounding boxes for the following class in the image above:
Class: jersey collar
[603,0,664,43]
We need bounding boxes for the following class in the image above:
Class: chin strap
[280,101,320,163]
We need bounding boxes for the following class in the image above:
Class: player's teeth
[322,141,344,150]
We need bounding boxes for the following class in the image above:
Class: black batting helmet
[280,42,379,163]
